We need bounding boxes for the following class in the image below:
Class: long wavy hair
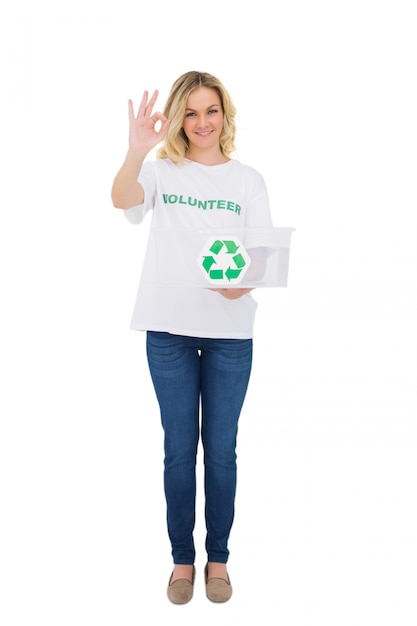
[156,71,237,163]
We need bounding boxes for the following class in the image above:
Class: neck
[186,147,229,166]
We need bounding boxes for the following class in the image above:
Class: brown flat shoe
[204,564,233,603]
[167,566,195,604]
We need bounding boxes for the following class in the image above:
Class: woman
[111,71,273,603]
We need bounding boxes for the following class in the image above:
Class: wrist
[126,147,148,163]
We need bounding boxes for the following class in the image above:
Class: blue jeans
[146,331,253,565]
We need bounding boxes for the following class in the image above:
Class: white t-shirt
[123,158,273,339]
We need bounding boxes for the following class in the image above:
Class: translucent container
[152,227,295,288]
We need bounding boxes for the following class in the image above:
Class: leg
[200,337,253,564]
[146,331,201,565]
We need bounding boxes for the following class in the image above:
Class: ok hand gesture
[128,90,170,155]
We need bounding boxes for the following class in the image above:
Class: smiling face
[182,87,225,160]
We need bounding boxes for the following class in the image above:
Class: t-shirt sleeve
[244,168,274,230]
[242,168,276,254]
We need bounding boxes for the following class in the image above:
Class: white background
[1,1,416,624]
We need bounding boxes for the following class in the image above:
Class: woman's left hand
[209,288,254,300]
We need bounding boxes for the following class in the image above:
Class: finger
[137,90,149,117]
[128,99,135,123]
[155,117,170,138]
[150,111,169,132]
[150,110,167,123]
[144,89,159,117]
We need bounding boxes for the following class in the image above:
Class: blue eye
[208,109,219,114]
[185,112,196,117]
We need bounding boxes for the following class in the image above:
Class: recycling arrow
[198,236,251,285]
[225,267,242,281]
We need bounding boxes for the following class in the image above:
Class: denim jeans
[146,331,253,565]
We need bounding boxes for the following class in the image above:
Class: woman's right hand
[111,90,170,209]
[128,90,170,155]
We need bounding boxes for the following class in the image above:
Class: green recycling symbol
[198,236,251,284]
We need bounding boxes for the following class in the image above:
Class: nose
[196,114,209,127]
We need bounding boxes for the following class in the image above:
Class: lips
[195,130,213,136]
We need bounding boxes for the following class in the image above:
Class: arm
[209,248,267,299]
[111,90,170,209]
[210,288,254,300]
[111,149,147,209]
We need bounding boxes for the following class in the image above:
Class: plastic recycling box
[152,227,295,288]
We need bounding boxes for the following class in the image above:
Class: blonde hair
[156,71,237,163]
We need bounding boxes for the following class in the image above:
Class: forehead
[186,87,221,110]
